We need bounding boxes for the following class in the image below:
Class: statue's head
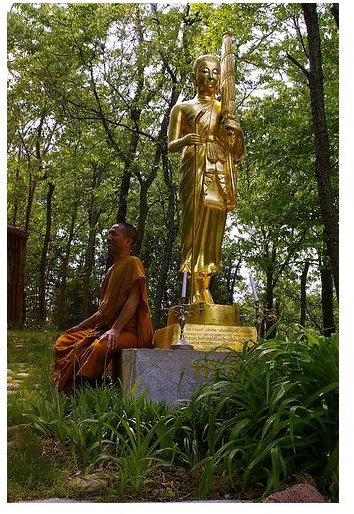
[192,55,220,95]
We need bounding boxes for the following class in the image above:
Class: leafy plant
[23,328,338,501]
[174,329,338,498]
[95,385,175,496]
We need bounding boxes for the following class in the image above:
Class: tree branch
[330,3,339,28]
[286,52,310,80]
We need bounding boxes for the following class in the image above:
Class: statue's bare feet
[201,288,214,304]
[192,292,204,304]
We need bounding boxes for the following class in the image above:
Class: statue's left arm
[223,117,246,163]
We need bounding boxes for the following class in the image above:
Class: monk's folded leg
[53,329,92,393]
[77,339,110,380]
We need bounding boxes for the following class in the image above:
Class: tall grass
[27,381,174,484]
[177,329,339,498]
[25,327,338,501]
[97,385,176,496]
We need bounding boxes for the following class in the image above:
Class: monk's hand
[99,328,120,352]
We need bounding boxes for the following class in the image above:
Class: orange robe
[53,256,153,394]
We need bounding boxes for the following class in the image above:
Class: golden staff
[190,108,205,303]
[220,32,238,209]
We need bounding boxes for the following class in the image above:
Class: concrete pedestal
[114,348,232,405]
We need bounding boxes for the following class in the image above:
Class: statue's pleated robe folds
[170,97,244,277]
[53,256,153,394]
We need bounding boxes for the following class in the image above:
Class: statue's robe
[169,96,245,277]
[53,256,153,394]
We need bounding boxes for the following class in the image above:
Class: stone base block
[116,348,231,405]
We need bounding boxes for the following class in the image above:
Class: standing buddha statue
[168,49,245,303]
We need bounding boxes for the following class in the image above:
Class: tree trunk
[152,148,179,328]
[24,175,37,233]
[56,205,77,329]
[264,242,278,339]
[38,182,55,323]
[11,146,23,226]
[116,126,140,223]
[134,100,175,255]
[228,260,242,304]
[265,270,276,339]
[82,220,98,319]
[300,260,310,326]
[301,3,339,301]
[330,3,339,28]
[142,88,180,326]
[320,266,335,337]
[82,167,102,318]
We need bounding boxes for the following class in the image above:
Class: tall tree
[7,3,338,333]
[38,181,55,322]
[286,3,339,300]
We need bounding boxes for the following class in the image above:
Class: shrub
[174,329,338,498]
[26,328,338,501]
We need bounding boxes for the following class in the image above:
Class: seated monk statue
[53,222,153,394]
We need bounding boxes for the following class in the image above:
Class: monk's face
[107,224,131,255]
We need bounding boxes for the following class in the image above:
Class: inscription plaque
[153,323,257,351]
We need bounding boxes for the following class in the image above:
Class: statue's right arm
[168,105,203,152]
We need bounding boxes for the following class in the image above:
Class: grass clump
[176,328,338,499]
[7,329,74,501]
[8,327,339,502]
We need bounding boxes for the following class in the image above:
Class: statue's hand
[223,118,242,136]
[181,133,204,147]
[168,133,204,152]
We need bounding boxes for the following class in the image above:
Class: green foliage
[177,330,338,498]
[27,384,122,468]
[24,328,338,501]
[97,385,174,496]
[7,3,338,330]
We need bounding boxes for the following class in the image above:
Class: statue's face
[194,58,220,94]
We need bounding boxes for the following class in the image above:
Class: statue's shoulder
[172,99,195,113]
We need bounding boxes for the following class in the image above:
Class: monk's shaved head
[112,223,137,247]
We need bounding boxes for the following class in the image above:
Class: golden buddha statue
[168,53,245,304]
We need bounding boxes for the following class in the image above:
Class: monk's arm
[66,312,101,333]
[98,281,140,350]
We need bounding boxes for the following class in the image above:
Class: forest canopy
[7,2,339,335]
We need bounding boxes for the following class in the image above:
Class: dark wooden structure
[7,226,28,327]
